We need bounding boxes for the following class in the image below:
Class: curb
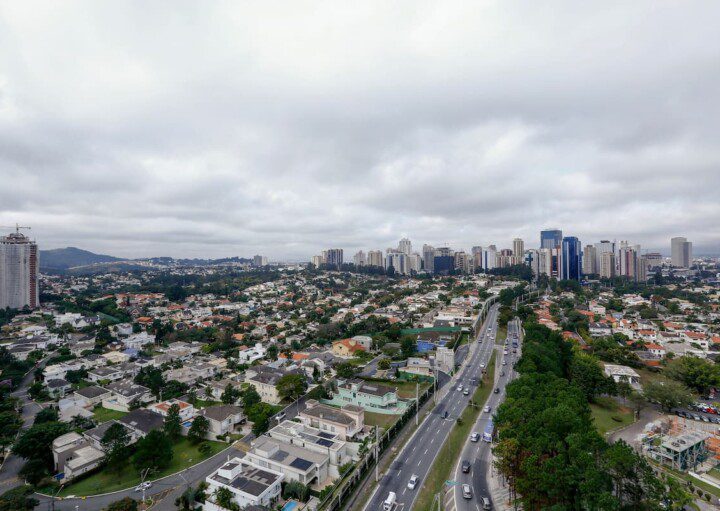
[36,443,238,501]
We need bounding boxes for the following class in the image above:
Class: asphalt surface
[0,359,48,492]
[362,304,500,511]
[452,319,523,510]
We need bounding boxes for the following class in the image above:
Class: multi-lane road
[452,318,522,511]
[363,304,500,511]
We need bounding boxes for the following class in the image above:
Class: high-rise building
[525,249,540,276]
[422,245,436,272]
[325,249,343,269]
[454,251,470,274]
[433,247,455,275]
[311,255,323,267]
[560,236,582,281]
[252,255,268,267]
[671,237,693,268]
[539,248,553,276]
[582,244,597,275]
[481,245,497,271]
[398,238,412,255]
[367,250,383,267]
[600,252,616,279]
[353,251,366,267]
[540,229,562,250]
[385,250,405,274]
[407,253,422,274]
[512,238,524,260]
[0,228,39,310]
[645,253,663,268]
[618,243,638,281]
[637,255,650,282]
[595,240,615,273]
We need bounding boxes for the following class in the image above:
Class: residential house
[245,435,330,487]
[149,399,195,421]
[87,366,124,383]
[298,400,364,440]
[118,408,165,438]
[332,338,367,358]
[197,405,245,438]
[204,459,283,511]
[102,381,152,412]
[52,432,105,482]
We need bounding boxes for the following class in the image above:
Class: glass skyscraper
[561,236,582,281]
[540,229,563,249]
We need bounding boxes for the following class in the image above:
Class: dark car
[493,388,500,394]
[462,460,472,473]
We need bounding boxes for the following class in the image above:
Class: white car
[463,389,469,396]
[457,385,463,391]
[134,482,152,492]
[483,405,491,413]
[470,432,480,442]
[480,363,485,368]
[408,474,419,490]
[502,360,507,366]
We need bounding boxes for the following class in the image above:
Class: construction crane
[0,223,31,234]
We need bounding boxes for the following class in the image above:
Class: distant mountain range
[39,247,254,273]
[40,247,124,270]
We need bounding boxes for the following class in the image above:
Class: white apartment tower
[582,244,597,275]
[670,237,692,268]
[600,252,616,279]
[512,238,524,262]
[422,245,436,272]
[398,238,412,255]
[352,251,366,267]
[367,250,383,268]
[0,228,39,310]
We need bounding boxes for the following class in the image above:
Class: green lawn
[394,381,432,399]
[58,438,227,496]
[193,398,223,409]
[590,396,634,435]
[364,411,401,431]
[415,352,497,511]
[496,324,507,344]
[92,406,128,424]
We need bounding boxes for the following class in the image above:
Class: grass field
[193,398,223,409]
[496,324,507,344]
[364,411,401,431]
[92,406,128,424]
[394,380,432,399]
[58,438,227,496]
[590,396,635,434]
[415,352,497,511]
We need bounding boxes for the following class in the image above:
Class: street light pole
[375,425,379,482]
[415,381,419,425]
[140,467,150,505]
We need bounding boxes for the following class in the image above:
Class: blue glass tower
[540,229,562,249]
[561,236,582,281]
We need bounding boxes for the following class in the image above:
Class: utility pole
[415,381,419,425]
[375,425,379,482]
[51,484,64,511]
[140,467,150,505]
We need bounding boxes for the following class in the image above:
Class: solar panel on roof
[289,458,313,471]
[317,438,334,447]
[318,432,334,439]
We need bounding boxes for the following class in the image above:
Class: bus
[482,419,494,442]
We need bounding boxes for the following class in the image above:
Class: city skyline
[1,2,719,259]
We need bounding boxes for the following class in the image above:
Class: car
[457,385,463,392]
[512,349,517,354]
[470,432,480,442]
[494,388,500,394]
[482,496,492,509]
[483,405,491,413]
[702,415,710,422]
[134,482,152,492]
[503,350,508,355]
[480,363,485,368]
[463,389,469,396]
[500,371,505,376]
[693,414,702,421]
[462,460,472,473]
[502,360,507,366]
[407,474,419,490]
[462,484,473,499]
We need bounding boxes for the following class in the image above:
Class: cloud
[1,1,719,259]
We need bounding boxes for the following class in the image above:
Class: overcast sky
[1,1,719,260]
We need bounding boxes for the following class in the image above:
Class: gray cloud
[1,1,719,259]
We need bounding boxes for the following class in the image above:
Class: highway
[452,318,523,511]
[362,304,500,511]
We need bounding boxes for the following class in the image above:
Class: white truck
[383,491,397,510]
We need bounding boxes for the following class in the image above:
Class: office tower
[385,250,405,274]
[637,255,650,282]
[481,245,497,271]
[311,255,323,267]
[325,249,343,268]
[600,252,616,279]
[454,251,470,274]
[512,238,524,260]
[252,255,268,267]
[671,237,693,268]
[538,248,553,276]
[645,253,663,268]
[560,236,582,281]
[618,244,638,281]
[353,250,366,267]
[398,238,412,255]
[433,247,455,275]
[595,240,615,272]
[422,245,436,272]
[0,228,39,310]
[582,244,597,275]
[367,250,383,268]
[407,253,422,274]
[525,249,540,276]
[470,246,482,270]
[540,229,562,249]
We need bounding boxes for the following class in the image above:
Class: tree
[19,459,48,486]
[101,422,131,472]
[378,358,391,370]
[282,480,311,501]
[665,356,720,395]
[105,496,139,511]
[276,374,307,401]
[400,335,416,358]
[33,407,58,425]
[132,430,173,473]
[214,486,239,511]
[266,344,278,361]
[134,367,164,397]
[569,353,615,402]
[335,362,359,379]
[0,486,39,511]
[13,421,70,469]
[643,380,694,412]
[164,403,182,441]
[187,388,197,406]
[241,386,261,409]
[221,384,240,405]
[188,415,210,444]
